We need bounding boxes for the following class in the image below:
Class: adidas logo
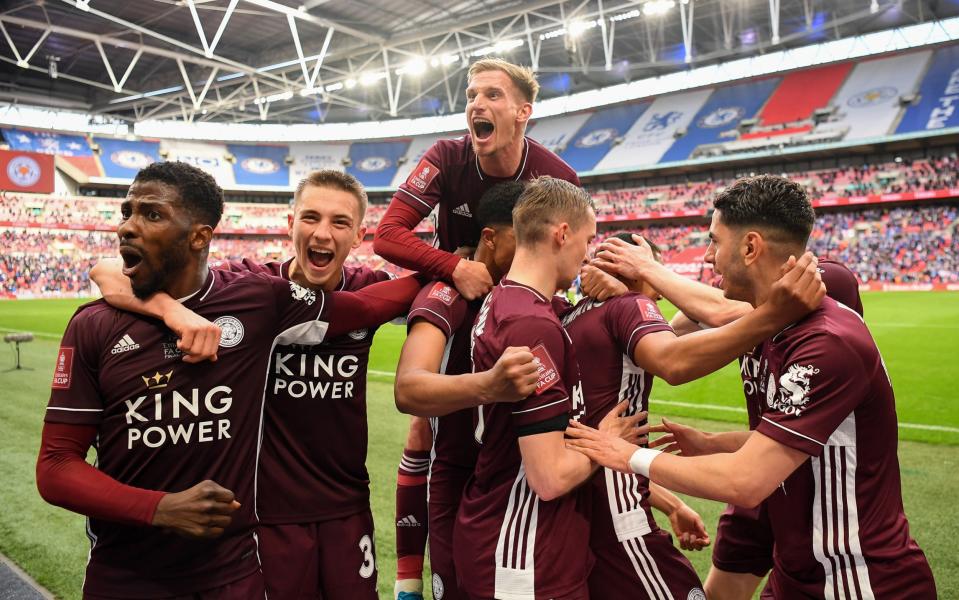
[452,203,473,218]
[111,334,140,355]
[396,515,422,527]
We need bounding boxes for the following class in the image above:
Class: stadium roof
[1,0,957,126]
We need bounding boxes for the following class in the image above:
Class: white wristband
[628,447,662,477]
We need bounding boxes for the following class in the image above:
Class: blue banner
[559,103,649,172]
[228,144,290,186]
[896,44,959,134]
[346,140,410,187]
[659,78,780,163]
[2,128,92,157]
[94,137,160,179]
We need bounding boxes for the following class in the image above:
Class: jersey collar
[474,137,529,182]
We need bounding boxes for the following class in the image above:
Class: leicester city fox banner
[0,148,55,193]
[94,137,160,180]
[596,88,713,171]
[346,140,410,188]
[228,144,290,187]
[825,50,931,140]
[896,44,959,134]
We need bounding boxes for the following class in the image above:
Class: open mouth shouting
[307,247,336,271]
[472,117,495,142]
[119,245,144,278]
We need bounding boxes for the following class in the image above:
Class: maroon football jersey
[407,280,480,476]
[454,279,591,600]
[217,259,393,523]
[818,258,864,317]
[747,298,934,598]
[45,269,367,598]
[393,135,580,251]
[561,294,674,550]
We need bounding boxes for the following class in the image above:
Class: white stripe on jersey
[622,536,673,600]
[494,465,538,600]
[811,412,875,600]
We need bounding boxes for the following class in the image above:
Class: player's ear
[191,223,214,252]
[516,101,532,124]
[742,230,763,266]
[287,211,294,238]
[353,225,367,249]
[481,227,496,250]
[555,222,570,246]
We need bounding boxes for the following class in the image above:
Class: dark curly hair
[132,161,224,228]
[712,175,814,246]
[477,180,527,230]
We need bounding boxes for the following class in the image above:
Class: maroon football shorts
[258,509,378,600]
[83,569,265,600]
[427,467,471,600]
[588,529,704,600]
[711,503,774,577]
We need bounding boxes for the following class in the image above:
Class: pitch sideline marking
[368,370,959,434]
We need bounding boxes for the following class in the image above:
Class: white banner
[389,134,447,188]
[827,50,931,140]
[161,140,235,186]
[595,89,713,170]
[527,112,592,154]
[288,142,351,186]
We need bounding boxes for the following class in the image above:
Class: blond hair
[293,169,368,222]
[513,176,594,245]
[468,58,540,103]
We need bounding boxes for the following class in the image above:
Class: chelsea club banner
[346,140,410,188]
[94,137,160,179]
[0,149,55,193]
[2,128,92,157]
[228,144,290,187]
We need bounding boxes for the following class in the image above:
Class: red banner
[0,150,55,193]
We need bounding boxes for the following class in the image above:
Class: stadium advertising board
[0,148,55,193]
[660,78,781,163]
[288,142,351,185]
[596,89,713,170]
[824,51,930,140]
[160,140,235,186]
[559,103,649,172]
[94,137,160,179]
[346,140,410,187]
[896,44,959,133]
[227,144,290,187]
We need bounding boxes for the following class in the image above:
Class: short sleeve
[46,310,105,426]
[504,316,573,428]
[606,294,674,364]
[756,334,867,456]
[394,142,445,217]
[268,275,332,345]
[408,281,468,338]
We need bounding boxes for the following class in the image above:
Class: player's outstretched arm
[566,422,807,508]
[594,236,751,327]
[648,482,710,551]
[631,253,824,385]
[89,258,220,362]
[323,273,429,338]
[395,321,537,416]
[37,422,238,537]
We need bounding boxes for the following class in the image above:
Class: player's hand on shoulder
[579,265,628,301]
[451,258,493,300]
[768,252,826,321]
[164,303,221,363]
[488,346,539,402]
[152,480,240,539]
[598,400,650,445]
[648,417,710,456]
[667,503,711,551]
[592,234,655,282]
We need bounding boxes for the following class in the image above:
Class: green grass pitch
[0,292,957,599]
